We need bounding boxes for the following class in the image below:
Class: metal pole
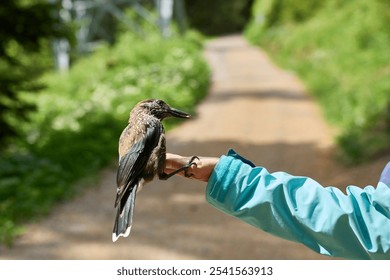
[51,0,72,71]
[157,0,174,38]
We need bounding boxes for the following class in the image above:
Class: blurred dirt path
[1,35,388,260]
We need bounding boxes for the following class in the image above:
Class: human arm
[206,149,390,259]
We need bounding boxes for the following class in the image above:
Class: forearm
[206,150,390,259]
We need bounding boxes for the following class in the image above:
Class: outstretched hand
[164,153,219,182]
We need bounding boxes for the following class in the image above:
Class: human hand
[165,153,219,182]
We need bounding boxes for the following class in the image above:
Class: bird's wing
[115,124,162,208]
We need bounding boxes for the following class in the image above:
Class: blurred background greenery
[0,0,389,245]
[246,0,390,162]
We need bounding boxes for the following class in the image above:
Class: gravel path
[1,35,387,260]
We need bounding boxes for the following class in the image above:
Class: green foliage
[245,0,324,41]
[0,28,210,245]
[0,0,71,146]
[245,0,390,162]
[186,0,254,35]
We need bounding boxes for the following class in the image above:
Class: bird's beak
[168,107,191,119]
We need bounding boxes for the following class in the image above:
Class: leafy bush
[245,0,390,162]
[245,0,324,41]
[0,29,210,245]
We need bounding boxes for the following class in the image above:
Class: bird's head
[134,99,191,120]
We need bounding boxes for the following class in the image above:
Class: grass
[0,28,210,245]
[245,0,390,162]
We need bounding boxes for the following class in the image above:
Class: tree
[0,0,71,146]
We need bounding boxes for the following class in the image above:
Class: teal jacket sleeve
[206,149,390,259]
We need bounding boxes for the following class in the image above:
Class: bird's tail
[112,184,138,242]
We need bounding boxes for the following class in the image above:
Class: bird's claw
[184,156,199,178]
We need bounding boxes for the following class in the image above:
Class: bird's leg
[159,156,199,180]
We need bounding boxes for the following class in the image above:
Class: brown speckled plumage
[112,99,195,242]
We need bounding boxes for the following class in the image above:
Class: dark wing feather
[115,123,162,208]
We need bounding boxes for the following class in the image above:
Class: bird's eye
[156,100,165,106]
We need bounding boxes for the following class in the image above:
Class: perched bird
[113,99,198,242]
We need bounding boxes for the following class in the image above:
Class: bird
[113,99,198,242]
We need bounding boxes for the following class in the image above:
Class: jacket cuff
[205,149,254,210]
